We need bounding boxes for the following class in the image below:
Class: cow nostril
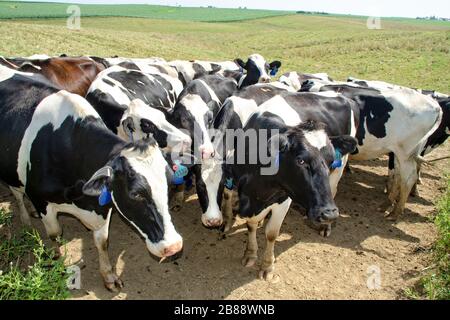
[321,207,339,221]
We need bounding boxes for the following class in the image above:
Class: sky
[20,1,450,18]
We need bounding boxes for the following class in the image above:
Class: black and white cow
[176,83,294,229]
[346,78,449,157]
[347,78,450,195]
[211,89,358,233]
[162,74,237,226]
[169,74,238,159]
[301,81,443,218]
[279,72,334,91]
[233,54,282,89]
[86,65,191,152]
[221,97,357,280]
[0,65,183,290]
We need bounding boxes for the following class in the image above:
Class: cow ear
[330,135,357,156]
[268,133,289,156]
[82,166,114,197]
[269,60,282,70]
[210,63,221,74]
[234,58,246,69]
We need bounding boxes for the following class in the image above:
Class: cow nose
[199,145,215,159]
[201,214,223,228]
[320,206,339,222]
[260,76,271,83]
[162,241,183,257]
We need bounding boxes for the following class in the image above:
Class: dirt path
[1,143,448,300]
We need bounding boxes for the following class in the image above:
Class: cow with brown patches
[1,56,105,96]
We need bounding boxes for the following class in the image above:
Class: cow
[103,57,181,80]
[0,56,106,96]
[155,74,237,222]
[169,74,238,159]
[279,72,334,91]
[211,89,358,234]
[301,81,443,218]
[347,78,450,195]
[233,54,282,89]
[0,65,183,290]
[86,65,190,151]
[221,99,357,280]
[174,83,293,229]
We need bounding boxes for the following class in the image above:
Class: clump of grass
[0,208,12,227]
[0,218,71,300]
[421,178,450,299]
[406,178,450,300]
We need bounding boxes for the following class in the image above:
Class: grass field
[0,1,292,21]
[0,13,449,92]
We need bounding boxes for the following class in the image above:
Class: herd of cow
[0,53,448,291]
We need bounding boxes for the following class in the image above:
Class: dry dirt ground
[1,143,448,300]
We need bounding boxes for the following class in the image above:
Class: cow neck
[73,119,127,179]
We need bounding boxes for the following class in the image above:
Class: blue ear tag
[331,149,343,169]
[225,178,234,190]
[98,185,112,206]
[171,160,188,186]
[270,67,279,77]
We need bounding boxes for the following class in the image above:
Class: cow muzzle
[201,213,223,228]
[199,144,215,160]
[161,240,183,258]
[318,206,339,223]
[259,76,271,83]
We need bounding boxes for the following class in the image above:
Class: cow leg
[344,162,353,174]
[241,220,258,267]
[93,209,123,291]
[259,199,291,281]
[386,158,417,219]
[42,204,63,240]
[170,184,185,212]
[221,188,235,233]
[41,203,63,257]
[410,163,422,197]
[9,187,31,227]
[385,152,395,195]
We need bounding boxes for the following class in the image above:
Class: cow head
[119,99,191,153]
[235,54,282,88]
[82,137,183,259]
[269,121,357,226]
[169,95,215,159]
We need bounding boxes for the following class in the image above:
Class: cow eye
[129,190,145,201]
[296,157,305,166]
[181,118,189,128]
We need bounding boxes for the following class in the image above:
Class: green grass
[0,1,292,21]
[0,208,12,226]
[0,209,70,300]
[422,178,450,299]
[405,178,450,300]
[0,14,448,92]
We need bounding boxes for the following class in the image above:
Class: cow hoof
[241,255,257,267]
[30,211,40,218]
[104,275,124,292]
[170,204,182,212]
[258,269,279,283]
[384,210,399,221]
[319,225,332,238]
